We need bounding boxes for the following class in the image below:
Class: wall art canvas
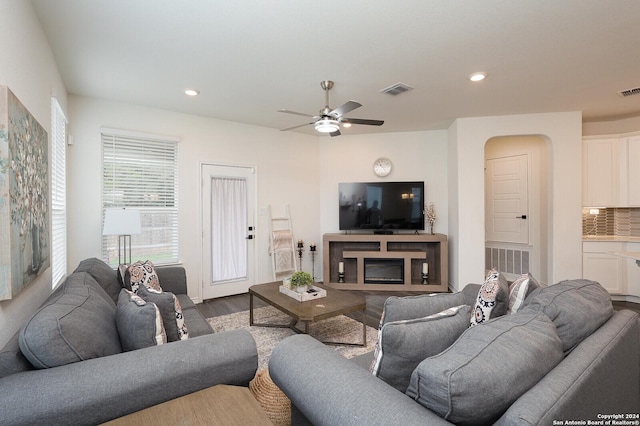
[0,86,49,300]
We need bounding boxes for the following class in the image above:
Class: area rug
[207,306,378,371]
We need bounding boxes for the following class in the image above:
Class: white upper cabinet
[583,134,640,207]
[626,136,640,206]
[583,138,619,206]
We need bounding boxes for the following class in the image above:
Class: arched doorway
[484,135,550,284]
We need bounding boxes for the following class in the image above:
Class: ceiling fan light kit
[279,80,384,136]
[315,119,340,133]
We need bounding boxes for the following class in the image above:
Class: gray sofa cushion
[156,266,188,294]
[371,305,471,392]
[136,285,188,342]
[0,329,259,426]
[496,310,640,425]
[116,289,167,351]
[381,292,467,325]
[74,257,122,303]
[522,279,613,353]
[0,331,33,379]
[19,272,122,368]
[406,309,564,425]
[176,294,214,337]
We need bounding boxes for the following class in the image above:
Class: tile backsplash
[582,207,640,237]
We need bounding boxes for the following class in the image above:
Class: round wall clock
[373,157,392,177]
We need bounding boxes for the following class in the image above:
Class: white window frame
[101,128,179,267]
[51,97,67,288]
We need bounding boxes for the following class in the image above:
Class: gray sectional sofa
[0,258,258,425]
[270,279,640,425]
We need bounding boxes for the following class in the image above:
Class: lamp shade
[103,208,141,235]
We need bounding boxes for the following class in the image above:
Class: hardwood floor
[197,289,640,327]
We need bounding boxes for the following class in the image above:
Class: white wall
[0,0,68,345]
[67,96,319,303]
[318,130,448,231]
[317,130,449,278]
[583,116,640,136]
[448,112,583,290]
[68,103,450,292]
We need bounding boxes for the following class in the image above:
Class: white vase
[295,285,308,293]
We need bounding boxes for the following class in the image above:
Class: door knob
[515,215,527,219]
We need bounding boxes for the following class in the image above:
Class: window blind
[101,130,179,267]
[51,97,67,287]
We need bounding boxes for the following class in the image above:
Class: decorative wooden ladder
[267,204,298,281]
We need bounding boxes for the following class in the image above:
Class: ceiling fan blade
[278,109,317,118]
[330,101,361,117]
[329,129,341,137]
[280,122,314,131]
[342,118,384,126]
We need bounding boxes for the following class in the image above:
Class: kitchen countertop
[583,236,640,242]
[609,251,640,266]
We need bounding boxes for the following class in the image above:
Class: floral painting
[0,86,49,300]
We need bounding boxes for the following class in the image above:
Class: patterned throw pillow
[507,273,540,314]
[117,264,129,288]
[125,260,162,292]
[136,285,189,342]
[470,268,510,327]
[116,289,166,351]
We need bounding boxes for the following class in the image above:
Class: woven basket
[249,369,291,426]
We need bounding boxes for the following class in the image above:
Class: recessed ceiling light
[184,89,200,96]
[469,72,487,82]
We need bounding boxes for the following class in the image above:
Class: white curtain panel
[210,177,247,282]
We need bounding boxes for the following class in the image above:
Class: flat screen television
[338,181,425,231]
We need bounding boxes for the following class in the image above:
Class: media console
[322,233,448,292]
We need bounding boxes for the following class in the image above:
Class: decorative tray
[279,284,327,302]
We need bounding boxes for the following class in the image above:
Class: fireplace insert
[364,258,404,284]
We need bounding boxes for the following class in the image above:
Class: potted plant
[289,271,313,293]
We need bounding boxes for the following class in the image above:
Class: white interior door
[485,155,529,244]
[201,164,256,300]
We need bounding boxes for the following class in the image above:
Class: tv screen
[339,181,425,231]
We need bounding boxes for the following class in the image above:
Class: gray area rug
[207,306,378,371]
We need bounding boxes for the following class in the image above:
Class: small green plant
[289,271,313,287]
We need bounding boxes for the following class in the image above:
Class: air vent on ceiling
[380,82,413,96]
[618,86,640,97]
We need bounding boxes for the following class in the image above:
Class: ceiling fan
[278,80,384,137]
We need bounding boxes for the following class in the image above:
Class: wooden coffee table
[249,281,367,346]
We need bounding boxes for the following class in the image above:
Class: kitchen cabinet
[583,240,640,298]
[582,138,619,207]
[621,243,640,298]
[626,136,640,206]
[582,241,625,294]
[583,134,640,207]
